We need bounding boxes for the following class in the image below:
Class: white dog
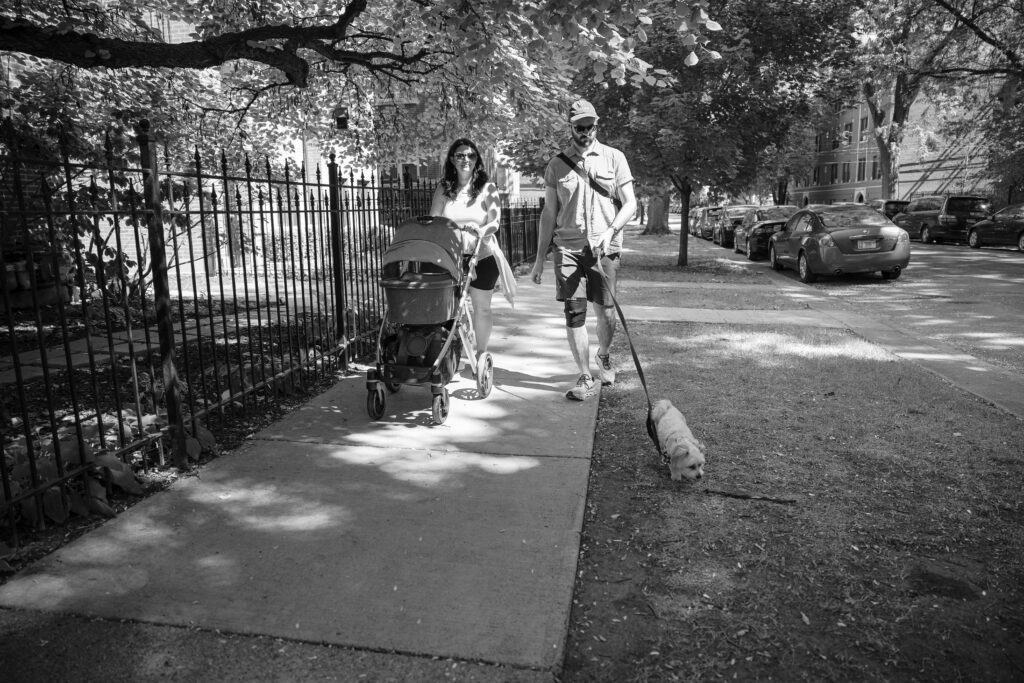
[648,399,706,481]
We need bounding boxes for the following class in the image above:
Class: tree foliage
[1,0,723,167]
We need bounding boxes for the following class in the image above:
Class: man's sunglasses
[573,123,597,133]
[452,152,477,161]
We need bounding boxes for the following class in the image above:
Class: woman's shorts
[465,255,499,291]
[554,246,619,306]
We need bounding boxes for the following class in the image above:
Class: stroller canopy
[382,216,463,280]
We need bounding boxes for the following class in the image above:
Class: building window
[814,134,822,152]
[831,132,839,150]
[857,157,866,181]
[843,122,853,146]
[829,163,839,184]
[841,162,850,182]
[859,116,868,142]
[871,156,880,180]
[813,167,820,185]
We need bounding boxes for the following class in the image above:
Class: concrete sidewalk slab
[0,439,587,668]
[0,278,600,672]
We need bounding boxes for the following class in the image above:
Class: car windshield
[818,206,891,229]
[947,197,991,213]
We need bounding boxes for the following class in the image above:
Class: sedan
[734,205,798,260]
[712,205,757,247]
[769,204,911,282]
[967,203,1024,251]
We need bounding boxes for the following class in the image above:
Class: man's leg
[566,303,590,376]
[595,303,616,356]
[590,252,619,385]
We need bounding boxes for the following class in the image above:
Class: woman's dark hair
[440,138,488,201]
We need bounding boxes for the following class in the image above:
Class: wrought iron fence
[0,122,542,543]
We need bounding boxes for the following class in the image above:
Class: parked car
[967,203,1024,251]
[891,194,992,243]
[734,205,799,259]
[869,198,910,219]
[687,207,701,235]
[769,204,911,282]
[712,205,758,247]
[693,206,724,239]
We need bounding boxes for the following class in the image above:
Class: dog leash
[593,246,666,462]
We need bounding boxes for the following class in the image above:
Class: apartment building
[790,95,990,206]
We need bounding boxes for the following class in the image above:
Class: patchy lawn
[561,234,1024,682]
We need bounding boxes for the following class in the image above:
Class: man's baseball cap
[568,99,599,122]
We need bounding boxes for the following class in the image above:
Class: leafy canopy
[1,0,722,165]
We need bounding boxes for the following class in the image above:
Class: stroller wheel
[367,385,386,420]
[385,380,401,394]
[431,387,450,425]
[475,351,494,399]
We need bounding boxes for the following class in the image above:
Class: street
[707,235,1024,377]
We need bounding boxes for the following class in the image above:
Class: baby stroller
[365,215,495,425]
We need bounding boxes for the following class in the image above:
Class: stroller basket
[380,272,457,325]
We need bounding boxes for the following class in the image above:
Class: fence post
[327,152,348,366]
[136,120,188,468]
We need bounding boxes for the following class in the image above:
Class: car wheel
[881,267,902,280]
[968,229,981,249]
[769,245,783,271]
[798,253,816,283]
[920,227,932,244]
[746,240,756,261]
[1018,232,1024,252]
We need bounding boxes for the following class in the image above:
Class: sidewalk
[1,280,597,682]
[3,229,1023,682]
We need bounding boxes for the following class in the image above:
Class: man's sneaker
[595,353,615,386]
[565,374,597,401]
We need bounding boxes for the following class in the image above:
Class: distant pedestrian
[431,138,516,360]
[529,99,636,401]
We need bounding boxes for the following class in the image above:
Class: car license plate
[857,239,877,250]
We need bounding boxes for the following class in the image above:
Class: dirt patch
[559,232,1024,681]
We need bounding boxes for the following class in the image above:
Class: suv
[869,198,910,220]
[892,194,992,243]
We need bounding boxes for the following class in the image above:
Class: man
[529,99,637,401]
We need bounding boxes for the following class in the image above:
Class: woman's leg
[468,286,493,353]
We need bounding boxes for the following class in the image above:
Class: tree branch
[0,2,438,88]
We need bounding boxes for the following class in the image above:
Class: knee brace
[564,298,588,328]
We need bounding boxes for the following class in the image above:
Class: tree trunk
[637,198,646,224]
[641,194,671,235]
[670,174,692,266]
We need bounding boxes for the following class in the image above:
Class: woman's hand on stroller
[460,222,497,239]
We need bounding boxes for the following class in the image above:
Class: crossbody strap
[557,152,618,204]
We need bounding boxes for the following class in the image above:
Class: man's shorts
[554,246,619,306]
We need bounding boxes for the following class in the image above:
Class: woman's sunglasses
[452,152,477,161]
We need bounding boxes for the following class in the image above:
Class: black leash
[593,247,665,461]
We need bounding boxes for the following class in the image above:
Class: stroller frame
[365,216,495,424]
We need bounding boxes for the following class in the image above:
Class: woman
[430,138,516,358]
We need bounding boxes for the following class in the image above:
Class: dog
[647,399,706,481]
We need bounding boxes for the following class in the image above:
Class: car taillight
[939,214,956,225]
[819,234,835,247]
[896,230,909,243]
